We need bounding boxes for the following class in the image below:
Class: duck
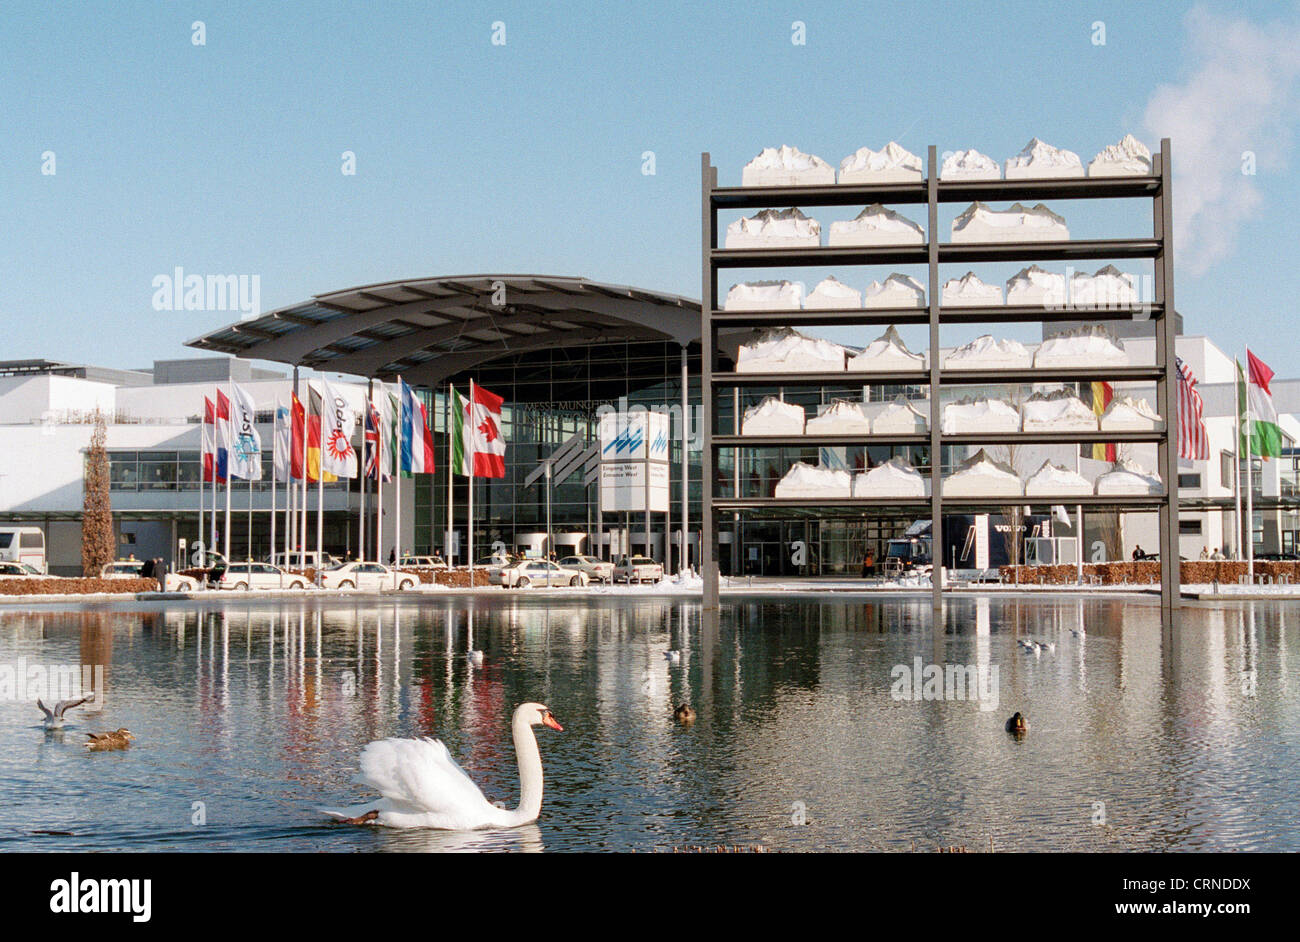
[1038,639,1056,653]
[85,728,135,751]
[37,696,93,730]
[1071,627,1085,638]
[664,650,682,663]
[674,704,696,726]
[1005,712,1029,735]
[321,702,562,829]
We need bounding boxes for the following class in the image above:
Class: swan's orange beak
[542,711,563,732]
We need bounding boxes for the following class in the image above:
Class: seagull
[37,696,93,730]
[664,650,682,663]
[467,650,484,667]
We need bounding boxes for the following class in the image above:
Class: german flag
[306,385,338,483]
[1082,381,1116,462]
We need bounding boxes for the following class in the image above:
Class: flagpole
[447,383,454,565]
[271,408,277,567]
[315,380,324,567]
[1245,354,1255,581]
[224,381,232,566]
[376,382,385,565]
[198,415,205,569]
[468,379,475,585]
[362,379,371,561]
[396,377,404,567]
[1234,362,1243,563]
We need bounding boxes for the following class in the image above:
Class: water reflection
[1,596,1298,851]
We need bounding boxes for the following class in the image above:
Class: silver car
[613,555,664,584]
[558,555,614,584]
[492,559,589,588]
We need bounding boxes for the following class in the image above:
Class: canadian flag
[454,382,505,478]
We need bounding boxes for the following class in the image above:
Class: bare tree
[81,411,115,576]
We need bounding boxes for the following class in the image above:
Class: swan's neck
[511,715,544,824]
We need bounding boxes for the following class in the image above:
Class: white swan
[322,702,563,830]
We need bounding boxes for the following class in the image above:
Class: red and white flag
[202,396,217,483]
[453,382,506,478]
[1176,356,1209,461]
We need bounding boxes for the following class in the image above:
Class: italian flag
[1239,351,1282,459]
[452,382,506,478]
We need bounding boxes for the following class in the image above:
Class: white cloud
[1142,6,1300,276]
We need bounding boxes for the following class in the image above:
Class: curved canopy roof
[185,274,701,386]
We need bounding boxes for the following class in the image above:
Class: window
[1221,450,1235,488]
[1179,519,1202,534]
[1177,473,1201,489]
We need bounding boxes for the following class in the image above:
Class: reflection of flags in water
[1082,381,1115,462]
[1176,356,1209,461]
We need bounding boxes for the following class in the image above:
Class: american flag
[1177,356,1209,460]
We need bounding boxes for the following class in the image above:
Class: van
[0,527,46,573]
[269,551,338,571]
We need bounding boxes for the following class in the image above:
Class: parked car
[99,560,200,592]
[270,551,338,571]
[316,562,417,591]
[613,556,664,584]
[0,561,45,579]
[217,562,310,590]
[558,554,614,584]
[398,555,449,571]
[491,559,589,588]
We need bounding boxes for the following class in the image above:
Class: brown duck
[85,728,135,751]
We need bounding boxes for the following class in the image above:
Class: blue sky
[2,0,1298,370]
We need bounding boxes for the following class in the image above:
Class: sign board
[599,409,669,463]
[600,461,668,513]
[598,408,669,513]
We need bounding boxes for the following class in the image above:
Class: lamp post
[545,460,552,561]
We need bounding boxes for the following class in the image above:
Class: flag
[387,388,400,479]
[364,399,385,482]
[1243,350,1283,459]
[290,391,306,480]
[453,382,506,477]
[306,384,338,483]
[398,378,434,475]
[273,397,292,479]
[1176,356,1209,461]
[215,389,231,483]
[227,383,262,481]
[202,397,217,483]
[1082,381,1116,462]
[319,378,358,478]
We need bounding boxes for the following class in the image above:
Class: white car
[316,562,418,591]
[558,555,613,584]
[270,551,337,571]
[0,561,44,579]
[613,556,664,584]
[100,560,199,592]
[491,559,589,588]
[398,555,450,571]
[217,562,310,590]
